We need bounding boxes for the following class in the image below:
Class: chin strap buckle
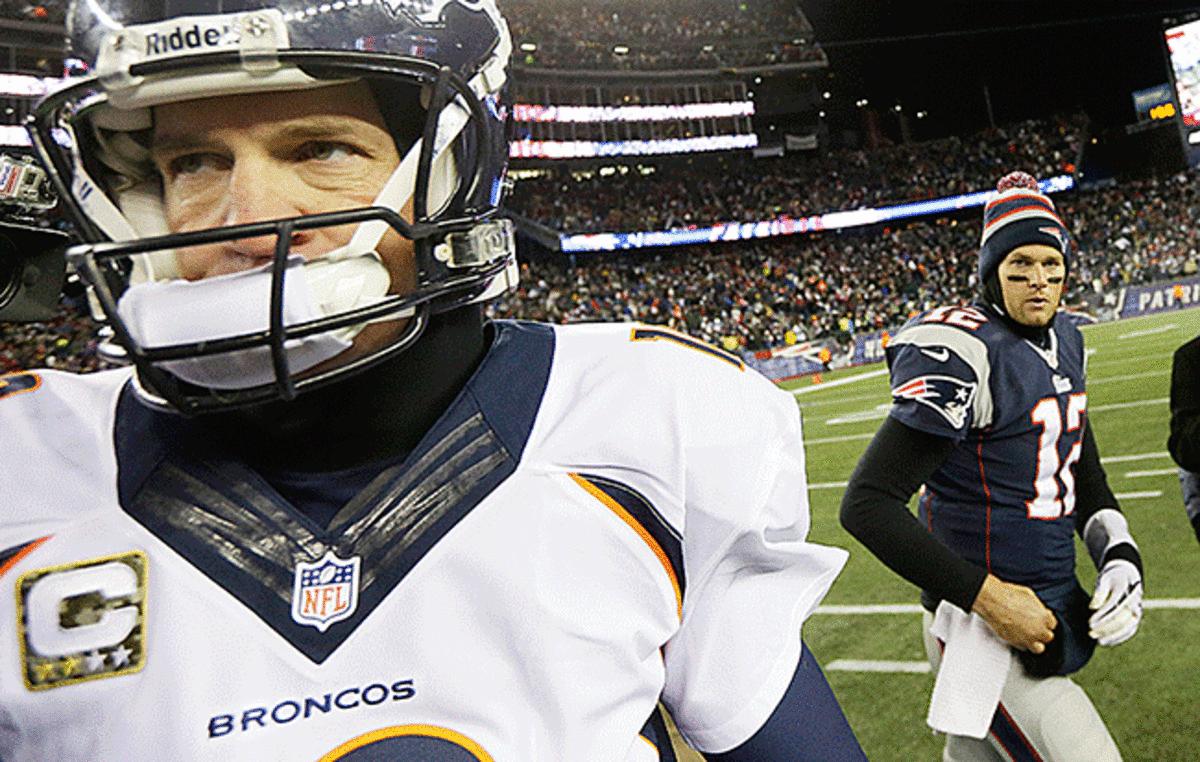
[435,219,515,269]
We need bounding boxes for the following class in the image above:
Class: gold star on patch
[60,656,80,677]
[32,662,56,683]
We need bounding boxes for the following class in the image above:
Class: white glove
[1088,559,1143,646]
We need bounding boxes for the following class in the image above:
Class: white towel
[926,600,1014,739]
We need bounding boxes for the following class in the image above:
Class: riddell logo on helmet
[145,24,235,57]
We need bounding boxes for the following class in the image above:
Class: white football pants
[922,611,1121,762]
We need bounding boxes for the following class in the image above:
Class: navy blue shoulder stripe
[577,473,685,597]
[631,327,745,371]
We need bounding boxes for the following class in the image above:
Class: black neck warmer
[199,306,490,472]
[981,272,1054,348]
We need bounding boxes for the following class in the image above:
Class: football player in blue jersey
[4,1,866,759]
[841,172,1143,761]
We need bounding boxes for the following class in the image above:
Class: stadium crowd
[509,115,1087,233]
[506,0,819,71]
[491,167,1200,353]
[0,0,60,23]
[2,167,1198,370]
[0,301,107,373]
[0,0,820,72]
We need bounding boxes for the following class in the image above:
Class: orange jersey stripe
[569,473,683,620]
[0,536,51,579]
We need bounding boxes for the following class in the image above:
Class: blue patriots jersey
[885,305,1088,601]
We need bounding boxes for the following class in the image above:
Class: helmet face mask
[29,1,518,415]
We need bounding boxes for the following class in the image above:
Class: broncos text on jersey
[0,321,847,761]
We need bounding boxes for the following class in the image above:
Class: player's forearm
[1073,425,1121,534]
[1073,427,1143,573]
[840,416,987,612]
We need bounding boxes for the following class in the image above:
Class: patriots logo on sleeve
[892,375,978,430]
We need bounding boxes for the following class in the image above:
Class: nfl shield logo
[291,552,362,632]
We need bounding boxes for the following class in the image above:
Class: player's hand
[1089,559,1143,646]
[971,574,1057,653]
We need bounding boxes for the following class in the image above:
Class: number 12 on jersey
[1027,393,1087,520]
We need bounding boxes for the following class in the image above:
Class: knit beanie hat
[977,172,1071,284]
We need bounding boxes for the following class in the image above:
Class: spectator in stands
[505,0,819,71]
[510,115,1087,234]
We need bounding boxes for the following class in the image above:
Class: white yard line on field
[818,604,923,614]
[1118,323,1177,340]
[1146,599,1200,609]
[790,368,889,396]
[1114,490,1163,500]
[1124,469,1179,478]
[826,660,931,674]
[1101,451,1170,464]
[809,481,849,491]
[798,390,888,409]
[1087,370,1168,386]
[1090,398,1168,413]
[825,405,891,426]
[805,432,877,446]
[815,599,1200,615]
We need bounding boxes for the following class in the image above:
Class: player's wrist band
[1100,542,1143,578]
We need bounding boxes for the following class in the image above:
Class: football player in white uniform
[2,1,865,759]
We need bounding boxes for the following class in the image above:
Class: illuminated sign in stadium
[1132,84,1177,122]
[560,175,1076,253]
[1165,19,1200,129]
[0,74,62,98]
[0,126,31,147]
[512,101,756,124]
[510,134,759,160]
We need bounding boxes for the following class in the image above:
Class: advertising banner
[1117,276,1200,318]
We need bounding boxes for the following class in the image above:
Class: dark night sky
[800,1,1200,136]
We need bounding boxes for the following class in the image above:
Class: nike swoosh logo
[921,347,950,362]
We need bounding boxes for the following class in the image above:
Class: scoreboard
[1164,18,1200,161]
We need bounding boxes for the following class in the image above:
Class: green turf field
[766,308,1200,761]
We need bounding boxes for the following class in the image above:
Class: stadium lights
[917,111,928,119]
[819,111,826,118]
[754,77,763,84]
[520,42,537,52]
[823,91,832,99]
[513,101,756,124]
[856,99,869,108]
[893,104,902,112]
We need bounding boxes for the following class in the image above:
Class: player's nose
[220,159,313,262]
[1028,264,1051,288]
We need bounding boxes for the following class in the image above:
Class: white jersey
[0,321,847,761]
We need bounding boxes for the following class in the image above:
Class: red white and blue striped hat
[978,172,1071,282]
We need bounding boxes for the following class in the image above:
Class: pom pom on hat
[977,172,1071,283]
[995,171,1039,193]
